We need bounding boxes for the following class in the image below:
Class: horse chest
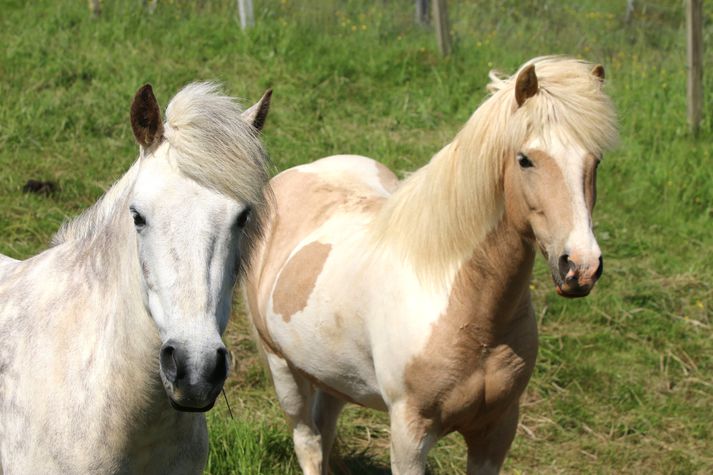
[404,314,538,435]
[439,342,535,432]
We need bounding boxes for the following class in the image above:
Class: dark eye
[130,207,146,228]
[517,153,534,168]
[236,206,251,228]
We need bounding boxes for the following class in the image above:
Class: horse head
[128,83,271,411]
[501,59,617,298]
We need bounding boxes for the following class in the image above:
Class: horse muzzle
[159,341,229,412]
[552,254,603,298]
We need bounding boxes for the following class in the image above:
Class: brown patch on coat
[272,241,332,322]
[130,84,164,148]
[402,218,538,438]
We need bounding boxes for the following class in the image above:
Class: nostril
[594,256,604,280]
[208,347,229,384]
[160,344,178,383]
[558,254,570,281]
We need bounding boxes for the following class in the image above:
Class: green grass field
[1,0,711,473]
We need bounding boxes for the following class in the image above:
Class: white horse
[245,57,618,474]
[0,82,271,473]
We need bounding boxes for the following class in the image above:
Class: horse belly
[267,301,385,409]
[266,244,384,407]
[256,206,388,409]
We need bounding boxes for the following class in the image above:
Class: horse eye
[517,153,534,168]
[130,207,146,228]
[236,207,251,228]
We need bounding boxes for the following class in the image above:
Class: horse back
[247,154,398,297]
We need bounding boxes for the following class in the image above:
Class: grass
[1,0,712,473]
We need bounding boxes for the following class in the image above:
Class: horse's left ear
[591,64,605,83]
[130,84,164,148]
[241,89,272,132]
[515,64,538,107]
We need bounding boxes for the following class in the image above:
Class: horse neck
[76,194,158,351]
[68,210,191,456]
[452,208,536,341]
[60,179,171,429]
[52,159,142,246]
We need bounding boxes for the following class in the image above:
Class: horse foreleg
[388,403,436,475]
[462,403,519,475]
[312,389,345,475]
[265,353,323,475]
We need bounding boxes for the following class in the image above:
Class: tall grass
[1,0,711,473]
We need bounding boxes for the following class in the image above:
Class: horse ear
[592,64,605,82]
[130,84,164,148]
[241,89,272,132]
[515,64,538,107]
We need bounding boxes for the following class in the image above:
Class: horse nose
[159,341,229,412]
[554,253,602,298]
[557,254,603,283]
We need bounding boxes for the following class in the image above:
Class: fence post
[238,0,255,30]
[416,0,429,25]
[88,0,100,18]
[687,0,703,136]
[433,0,451,56]
[141,0,157,14]
[625,0,634,23]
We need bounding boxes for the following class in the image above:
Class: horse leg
[265,353,323,475]
[312,389,345,475]
[462,403,519,475]
[388,403,436,475]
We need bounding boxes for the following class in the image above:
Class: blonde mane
[164,82,269,209]
[53,82,270,252]
[371,56,618,284]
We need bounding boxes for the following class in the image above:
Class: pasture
[1,0,711,473]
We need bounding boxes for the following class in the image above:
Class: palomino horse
[0,83,271,473]
[245,57,618,474]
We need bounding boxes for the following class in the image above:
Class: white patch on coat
[526,133,601,266]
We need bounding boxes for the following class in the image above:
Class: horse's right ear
[130,84,164,148]
[515,64,538,107]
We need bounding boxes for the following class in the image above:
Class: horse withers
[245,57,618,474]
[0,83,271,473]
